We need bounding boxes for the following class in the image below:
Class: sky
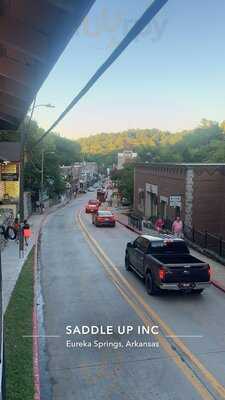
[35,0,225,140]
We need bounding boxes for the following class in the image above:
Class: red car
[85,200,100,214]
[92,210,116,227]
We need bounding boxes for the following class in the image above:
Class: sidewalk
[115,211,225,293]
[1,200,69,313]
[1,213,42,313]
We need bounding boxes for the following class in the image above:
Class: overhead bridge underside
[0,0,95,132]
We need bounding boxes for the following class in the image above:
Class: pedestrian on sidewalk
[172,216,183,238]
[23,220,32,246]
[13,217,20,243]
[155,217,164,233]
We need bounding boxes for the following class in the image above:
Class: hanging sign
[1,173,19,181]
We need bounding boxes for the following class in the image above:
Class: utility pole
[18,100,54,254]
[40,150,55,213]
[18,128,26,257]
[18,99,36,257]
[41,149,44,213]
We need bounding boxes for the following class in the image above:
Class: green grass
[4,248,35,400]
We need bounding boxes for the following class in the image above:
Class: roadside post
[19,129,25,258]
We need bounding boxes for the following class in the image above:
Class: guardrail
[184,226,225,259]
[127,215,143,231]
[127,214,225,260]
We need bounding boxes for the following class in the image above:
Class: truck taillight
[159,267,166,281]
[208,266,211,280]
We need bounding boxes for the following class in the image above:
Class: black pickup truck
[125,235,211,295]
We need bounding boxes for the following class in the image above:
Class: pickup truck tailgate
[164,264,210,283]
[153,254,210,283]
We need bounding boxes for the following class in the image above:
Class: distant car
[88,187,95,192]
[85,200,100,214]
[92,210,116,227]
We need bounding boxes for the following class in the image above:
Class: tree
[111,164,135,204]
[220,121,225,134]
[23,120,79,197]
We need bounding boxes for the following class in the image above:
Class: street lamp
[33,103,55,109]
[27,102,55,125]
[19,101,55,256]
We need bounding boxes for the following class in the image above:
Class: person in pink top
[155,217,164,233]
[172,216,183,238]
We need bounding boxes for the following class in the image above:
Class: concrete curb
[211,280,225,294]
[116,217,225,295]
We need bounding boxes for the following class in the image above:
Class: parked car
[85,200,100,214]
[125,234,211,295]
[92,210,116,227]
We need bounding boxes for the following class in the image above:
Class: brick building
[134,163,225,239]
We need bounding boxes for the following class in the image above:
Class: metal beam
[0,57,41,88]
[0,16,49,64]
[0,92,28,111]
[0,76,33,103]
[0,111,18,127]
[0,103,25,120]
[47,0,76,13]
[35,0,168,146]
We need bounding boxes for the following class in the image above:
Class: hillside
[78,119,225,166]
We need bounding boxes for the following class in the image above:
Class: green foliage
[0,131,20,142]
[78,120,225,166]
[23,118,225,198]
[5,249,34,400]
[111,164,135,204]
[23,120,81,196]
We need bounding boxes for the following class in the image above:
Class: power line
[35,0,168,147]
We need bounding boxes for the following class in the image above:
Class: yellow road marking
[77,211,225,400]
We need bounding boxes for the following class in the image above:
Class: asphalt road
[38,193,225,400]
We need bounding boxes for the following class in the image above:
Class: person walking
[155,217,164,233]
[172,216,183,238]
[23,220,32,246]
[13,217,20,243]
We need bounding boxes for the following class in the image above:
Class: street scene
[38,190,225,400]
[0,1,225,400]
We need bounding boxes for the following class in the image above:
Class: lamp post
[19,101,55,256]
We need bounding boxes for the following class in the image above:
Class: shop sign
[1,173,19,181]
[170,195,181,207]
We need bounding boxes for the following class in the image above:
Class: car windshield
[149,240,189,254]
[98,211,113,217]
[88,200,98,205]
